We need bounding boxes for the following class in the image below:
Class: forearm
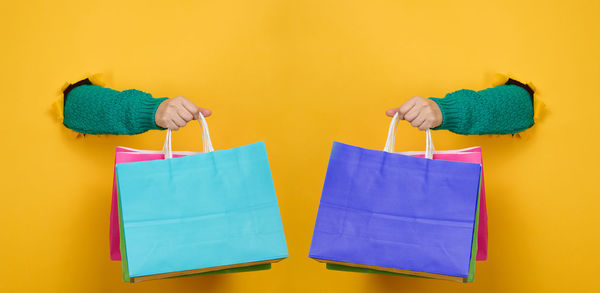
[63,84,167,135]
[430,84,534,135]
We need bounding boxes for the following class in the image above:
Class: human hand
[155,96,212,130]
[386,97,443,130]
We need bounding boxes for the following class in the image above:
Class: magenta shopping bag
[384,116,488,261]
[109,146,198,260]
[396,148,487,261]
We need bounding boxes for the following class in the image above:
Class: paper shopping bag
[110,147,194,261]
[111,149,272,277]
[325,178,482,281]
[115,116,288,282]
[309,114,482,282]
[393,146,487,261]
[116,188,273,282]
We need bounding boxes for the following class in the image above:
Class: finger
[199,108,212,117]
[398,98,418,120]
[166,121,179,131]
[172,115,187,127]
[419,120,433,131]
[179,98,200,119]
[386,108,400,117]
[411,112,427,128]
[176,107,194,122]
[403,106,420,122]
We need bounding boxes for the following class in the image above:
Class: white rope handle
[383,112,435,159]
[163,114,214,159]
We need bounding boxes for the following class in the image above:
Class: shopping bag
[309,113,482,282]
[110,143,272,277]
[325,181,481,281]
[115,116,288,282]
[387,133,488,261]
[116,186,273,282]
[110,146,194,261]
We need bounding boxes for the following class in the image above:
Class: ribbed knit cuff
[133,96,168,131]
[429,96,462,131]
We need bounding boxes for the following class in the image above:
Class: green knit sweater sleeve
[63,84,168,135]
[429,84,534,135]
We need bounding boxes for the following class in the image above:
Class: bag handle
[384,112,435,159]
[162,114,214,159]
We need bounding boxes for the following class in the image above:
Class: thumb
[386,108,400,117]
[198,108,212,118]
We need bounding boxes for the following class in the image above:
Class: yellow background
[1,0,598,292]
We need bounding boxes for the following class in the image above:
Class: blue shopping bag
[309,114,481,282]
[116,116,288,282]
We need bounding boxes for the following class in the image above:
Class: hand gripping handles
[162,113,214,159]
[383,112,435,159]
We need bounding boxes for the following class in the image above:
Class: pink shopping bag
[400,148,487,261]
[386,125,488,261]
[109,146,198,260]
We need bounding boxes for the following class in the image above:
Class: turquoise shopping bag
[116,116,288,282]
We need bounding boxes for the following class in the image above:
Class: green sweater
[63,84,167,135]
[62,83,533,135]
[431,84,534,135]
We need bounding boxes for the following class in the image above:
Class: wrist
[428,96,463,131]
[129,92,168,131]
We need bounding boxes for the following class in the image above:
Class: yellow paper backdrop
[1,0,598,292]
